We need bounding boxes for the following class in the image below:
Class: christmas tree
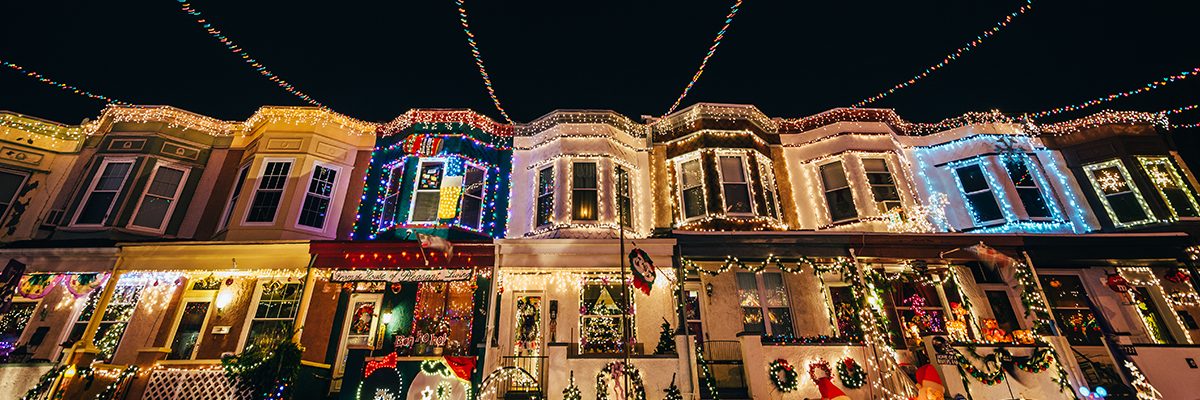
[563,371,582,400]
[664,373,683,400]
[654,318,676,354]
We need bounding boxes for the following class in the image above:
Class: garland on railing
[695,338,721,400]
[20,365,67,400]
[94,365,139,400]
[595,361,646,400]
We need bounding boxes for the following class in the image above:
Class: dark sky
[1,0,1197,129]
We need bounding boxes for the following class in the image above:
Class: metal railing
[498,355,547,398]
[698,340,748,393]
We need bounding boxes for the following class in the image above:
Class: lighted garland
[176,0,323,107]
[682,255,811,276]
[94,365,139,400]
[19,365,67,400]
[836,357,866,389]
[1173,121,1200,130]
[1,59,126,104]
[1162,104,1198,115]
[950,346,1005,386]
[854,0,1034,107]
[695,338,721,400]
[768,359,799,393]
[454,0,512,123]
[1032,66,1200,118]
[1011,260,1074,394]
[663,0,744,116]
[595,361,646,400]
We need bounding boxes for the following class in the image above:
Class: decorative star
[420,387,435,400]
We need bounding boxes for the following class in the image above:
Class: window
[1003,156,1052,218]
[379,164,405,228]
[75,158,135,225]
[0,169,29,220]
[167,301,212,360]
[459,164,486,229]
[246,160,292,223]
[1130,287,1174,344]
[0,302,36,345]
[221,165,251,229]
[820,161,857,222]
[536,167,554,227]
[615,165,632,228]
[954,164,1004,224]
[719,156,752,214]
[580,283,631,353]
[828,286,861,339]
[884,283,947,348]
[243,281,303,349]
[985,290,1021,334]
[684,289,703,341]
[863,158,902,214]
[69,284,142,360]
[679,159,706,219]
[1039,275,1103,346]
[735,272,794,336]
[1138,157,1200,218]
[409,161,444,223]
[130,163,188,231]
[572,162,598,220]
[410,281,476,356]
[298,165,338,229]
[1083,160,1154,227]
[758,160,779,218]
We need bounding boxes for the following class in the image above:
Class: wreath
[768,359,799,393]
[596,361,646,400]
[808,359,832,382]
[836,357,866,389]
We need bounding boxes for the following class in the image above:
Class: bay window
[679,159,706,219]
[1083,160,1154,227]
[1138,157,1199,218]
[719,155,752,214]
[735,272,794,336]
[863,158,902,214]
[820,161,857,222]
[130,163,189,232]
[409,160,445,223]
[953,164,1003,225]
[75,158,135,226]
[536,166,554,227]
[246,160,292,223]
[298,164,338,229]
[572,162,598,221]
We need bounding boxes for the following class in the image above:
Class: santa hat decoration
[915,364,945,399]
[816,377,850,400]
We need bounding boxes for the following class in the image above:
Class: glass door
[167,300,213,360]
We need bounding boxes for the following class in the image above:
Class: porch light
[382,312,393,325]
[215,287,234,311]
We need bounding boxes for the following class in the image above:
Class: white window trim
[236,280,303,352]
[570,161,599,222]
[716,153,755,217]
[675,154,708,223]
[72,157,137,227]
[408,158,447,224]
[294,161,342,232]
[242,157,295,225]
[377,162,406,230]
[219,163,251,231]
[0,168,30,224]
[127,160,191,234]
[163,291,217,360]
[1083,159,1157,228]
[951,160,1007,227]
[458,162,489,229]
[818,159,858,223]
[534,165,555,228]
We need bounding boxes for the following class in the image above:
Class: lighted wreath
[768,359,799,393]
[808,359,832,382]
[596,361,646,400]
[836,357,866,389]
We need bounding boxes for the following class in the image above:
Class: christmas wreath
[768,359,799,393]
[808,359,832,382]
[596,361,646,400]
[836,357,867,389]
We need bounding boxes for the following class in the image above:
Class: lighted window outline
[715,152,755,217]
[127,160,191,234]
[296,162,341,231]
[614,164,633,228]
[408,158,447,224]
[1136,156,1200,219]
[999,153,1064,222]
[72,157,136,227]
[376,160,406,231]
[674,153,708,222]
[948,158,1009,227]
[754,153,780,219]
[457,162,489,230]
[534,165,555,228]
[818,159,858,223]
[243,158,294,225]
[858,155,904,216]
[1082,159,1157,228]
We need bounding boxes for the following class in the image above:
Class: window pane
[461,197,482,229]
[966,192,1003,222]
[299,166,337,228]
[742,308,765,333]
[417,163,444,190]
[1005,158,1036,187]
[131,196,172,228]
[147,167,185,197]
[0,171,25,208]
[572,163,597,189]
[1039,275,1089,308]
[736,273,760,307]
[537,195,554,227]
[767,308,794,336]
[246,161,291,223]
[537,168,554,196]
[96,162,132,190]
[1017,188,1051,218]
[247,191,283,222]
[722,184,752,213]
[1092,166,1129,195]
[820,162,849,189]
[411,192,440,222]
[683,187,706,218]
[167,301,211,360]
[222,167,251,228]
[985,290,1021,334]
[1109,193,1148,223]
[955,165,989,193]
[573,190,598,220]
[1164,188,1199,217]
[681,159,702,187]
[826,188,858,221]
[536,167,554,227]
[1052,309,1103,346]
[719,156,745,182]
[872,185,901,202]
[761,273,789,307]
[77,192,117,225]
[862,158,888,173]
[463,167,485,197]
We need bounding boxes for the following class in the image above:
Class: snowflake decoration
[374,388,397,400]
[1097,170,1127,192]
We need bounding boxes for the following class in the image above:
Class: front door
[507,293,544,393]
[166,300,213,360]
[333,293,383,391]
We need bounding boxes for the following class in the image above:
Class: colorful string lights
[454,0,512,123]
[853,0,1035,107]
[1,58,126,104]
[1031,66,1200,118]
[663,0,744,116]
[175,0,323,107]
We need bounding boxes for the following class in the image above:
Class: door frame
[163,291,217,360]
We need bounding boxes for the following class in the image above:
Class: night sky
[1,1,1196,137]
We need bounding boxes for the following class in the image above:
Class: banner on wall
[330,268,472,283]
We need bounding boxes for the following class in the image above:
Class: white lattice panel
[142,369,252,400]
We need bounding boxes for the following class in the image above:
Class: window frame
[1039,273,1105,346]
[127,160,191,234]
[818,160,858,223]
[579,281,635,354]
[676,156,708,222]
[220,164,251,230]
[407,158,447,224]
[0,168,30,224]
[716,153,754,216]
[861,156,903,215]
[296,162,341,231]
[243,158,295,225]
[535,165,555,228]
[1000,154,1056,221]
[237,280,304,352]
[734,271,795,337]
[571,161,599,222]
[458,162,489,230]
[1082,159,1156,228]
[951,161,1007,226]
[163,290,217,360]
[378,162,406,230]
[1137,156,1200,219]
[72,157,137,227]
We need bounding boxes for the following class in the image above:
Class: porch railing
[498,355,547,399]
[699,340,748,397]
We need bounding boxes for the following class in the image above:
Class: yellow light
[438,185,462,220]
[215,288,234,311]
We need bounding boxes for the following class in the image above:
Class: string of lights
[1162,104,1198,115]
[1031,66,1200,118]
[454,0,513,124]
[853,0,1035,107]
[663,0,744,116]
[175,0,324,107]
[1,58,127,104]
[1172,121,1200,129]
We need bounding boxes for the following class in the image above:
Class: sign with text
[331,268,473,283]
